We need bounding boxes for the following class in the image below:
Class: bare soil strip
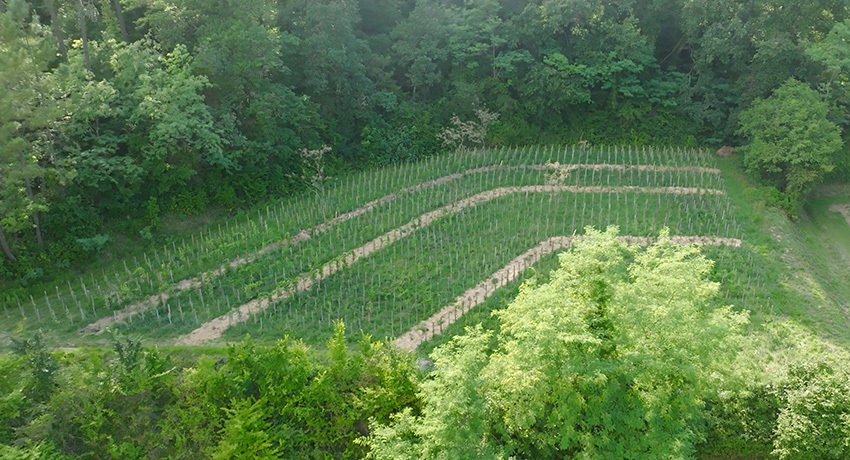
[394,235,742,351]
[82,164,720,333]
[529,163,719,174]
[176,184,725,345]
[829,204,850,229]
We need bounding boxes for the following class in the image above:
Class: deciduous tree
[737,78,843,215]
[368,227,749,459]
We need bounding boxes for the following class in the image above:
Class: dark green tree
[737,78,843,215]
[0,2,70,262]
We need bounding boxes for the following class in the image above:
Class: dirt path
[528,163,719,174]
[830,204,850,229]
[176,184,725,345]
[82,163,721,334]
[394,234,743,351]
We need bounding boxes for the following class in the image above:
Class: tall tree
[807,19,850,129]
[111,0,128,41]
[0,2,67,261]
[368,228,749,458]
[75,0,93,71]
[43,0,68,60]
[391,0,452,97]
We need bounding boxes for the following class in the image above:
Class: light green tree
[772,362,850,460]
[737,78,843,216]
[368,227,748,459]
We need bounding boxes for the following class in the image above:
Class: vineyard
[1,146,769,350]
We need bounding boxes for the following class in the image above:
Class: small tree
[437,108,499,150]
[737,78,842,216]
[299,145,331,190]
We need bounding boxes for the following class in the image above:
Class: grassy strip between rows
[202,191,751,346]
[4,165,733,345]
[6,146,718,333]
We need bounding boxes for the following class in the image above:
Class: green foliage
[11,0,850,285]
[0,442,68,460]
[11,332,59,405]
[75,234,110,254]
[0,5,71,263]
[807,19,850,121]
[368,227,749,458]
[0,354,27,444]
[169,189,208,215]
[144,196,161,231]
[699,360,850,460]
[737,79,843,216]
[0,329,420,459]
[211,398,281,460]
[772,362,850,460]
[701,385,779,459]
[170,326,419,459]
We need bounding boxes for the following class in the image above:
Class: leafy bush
[773,362,850,460]
[169,190,208,215]
[75,234,110,254]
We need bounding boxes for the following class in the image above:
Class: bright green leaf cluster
[368,227,749,459]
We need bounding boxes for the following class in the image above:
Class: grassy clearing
[715,157,850,348]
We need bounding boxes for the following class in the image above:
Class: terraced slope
[3,146,762,348]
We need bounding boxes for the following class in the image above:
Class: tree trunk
[112,0,128,42]
[17,150,45,250]
[76,0,92,72]
[45,0,68,61]
[24,177,45,250]
[0,222,16,262]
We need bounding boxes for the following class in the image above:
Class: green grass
[2,145,736,347]
[714,157,850,348]
[17,145,834,355]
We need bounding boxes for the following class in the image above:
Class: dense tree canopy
[3,0,850,282]
[367,228,749,458]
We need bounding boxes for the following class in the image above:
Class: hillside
[6,0,850,457]
[7,144,848,358]
[2,145,850,459]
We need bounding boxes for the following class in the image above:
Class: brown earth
[716,146,737,157]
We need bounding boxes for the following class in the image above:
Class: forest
[4,0,850,283]
[4,0,850,459]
